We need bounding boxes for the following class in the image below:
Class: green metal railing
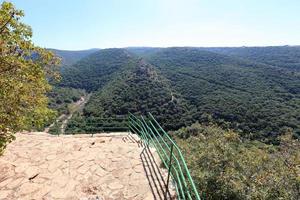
[67,117,128,134]
[49,112,200,199]
[49,117,128,135]
[128,112,201,200]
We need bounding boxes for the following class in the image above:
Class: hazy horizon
[10,0,300,50]
[48,45,299,51]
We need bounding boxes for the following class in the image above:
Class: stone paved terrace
[0,132,175,200]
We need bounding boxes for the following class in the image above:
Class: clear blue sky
[7,0,300,50]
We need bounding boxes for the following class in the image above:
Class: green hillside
[49,48,99,66]
[59,48,132,91]
[126,47,161,57]
[203,46,300,72]
[65,55,190,133]
[3,1,299,199]
[58,47,300,142]
[144,48,300,141]
[174,123,300,199]
[47,87,85,115]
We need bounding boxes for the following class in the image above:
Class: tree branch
[0,12,15,34]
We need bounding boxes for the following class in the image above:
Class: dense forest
[49,48,99,66]
[59,49,132,91]
[127,46,300,72]
[203,46,300,72]
[47,87,85,115]
[143,48,300,142]
[64,53,190,133]
[174,123,300,199]
[55,47,300,143]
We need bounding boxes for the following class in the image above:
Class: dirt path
[60,94,90,134]
[45,94,90,134]
[44,115,66,133]
[0,132,176,200]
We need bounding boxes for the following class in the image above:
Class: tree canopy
[174,123,300,199]
[59,47,300,143]
[0,1,59,153]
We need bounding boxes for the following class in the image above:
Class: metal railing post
[128,112,201,200]
[165,143,174,200]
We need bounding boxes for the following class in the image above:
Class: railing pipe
[143,118,186,199]
[147,120,191,199]
[139,117,183,199]
[148,113,200,200]
[165,144,174,200]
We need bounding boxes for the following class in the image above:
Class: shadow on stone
[140,145,174,200]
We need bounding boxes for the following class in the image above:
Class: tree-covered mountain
[126,47,162,57]
[128,46,300,72]
[94,59,189,123]
[59,48,132,91]
[143,48,300,141]
[59,47,300,142]
[203,46,300,72]
[64,50,190,133]
[49,48,99,66]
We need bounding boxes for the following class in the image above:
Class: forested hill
[59,48,132,91]
[128,46,300,72]
[59,49,190,132]
[202,46,300,72]
[67,58,190,133]
[49,48,99,66]
[143,48,300,141]
[58,47,300,142]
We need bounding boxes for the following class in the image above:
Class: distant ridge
[49,48,100,66]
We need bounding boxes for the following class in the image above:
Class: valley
[2,1,299,199]
[49,46,300,143]
[45,46,300,198]
[47,94,90,135]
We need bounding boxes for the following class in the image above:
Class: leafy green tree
[174,123,300,199]
[0,1,60,153]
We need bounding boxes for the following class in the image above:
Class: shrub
[174,123,300,200]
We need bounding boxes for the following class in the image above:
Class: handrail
[49,117,129,135]
[49,112,200,199]
[128,112,201,200]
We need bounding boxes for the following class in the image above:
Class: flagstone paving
[0,132,175,200]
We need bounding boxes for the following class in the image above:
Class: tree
[0,1,60,154]
[174,123,300,199]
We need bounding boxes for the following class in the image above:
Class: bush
[174,123,300,200]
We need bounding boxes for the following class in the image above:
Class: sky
[6,0,300,50]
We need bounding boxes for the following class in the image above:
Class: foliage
[65,112,128,134]
[145,48,300,142]
[49,48,99,66]
[0,1,59,153]
[47,87,85,115]
[59,48,132,92]
[204,46,300,72]
[65,55,191,133]
[48,120,63,135]
[60,47,299,142]
[174,123,300,200]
